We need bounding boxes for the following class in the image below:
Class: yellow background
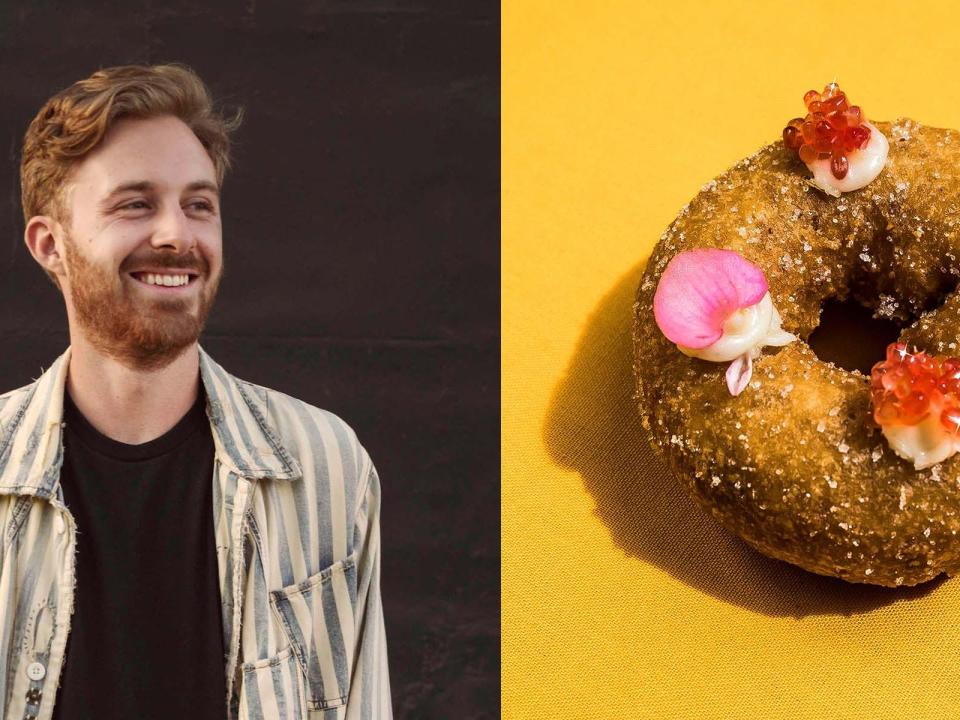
[503,1,960,717]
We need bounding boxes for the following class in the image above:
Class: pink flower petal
[653,249,769,349]
[725,352,753,396]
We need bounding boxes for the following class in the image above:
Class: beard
[62,233,222,372]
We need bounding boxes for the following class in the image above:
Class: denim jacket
[0,345,393,720]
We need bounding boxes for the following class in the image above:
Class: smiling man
[0,63,393,720]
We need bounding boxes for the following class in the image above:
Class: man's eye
[120,201,148,210]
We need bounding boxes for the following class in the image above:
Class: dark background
[0,2,498,718]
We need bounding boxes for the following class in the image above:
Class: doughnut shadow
[543,257,946,619]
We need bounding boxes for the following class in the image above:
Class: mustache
[125,257,207,274]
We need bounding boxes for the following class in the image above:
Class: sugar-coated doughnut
[632,83,960,587]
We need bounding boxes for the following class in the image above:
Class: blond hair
[19,62,244,290]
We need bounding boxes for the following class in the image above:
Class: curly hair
[19,62,244,291]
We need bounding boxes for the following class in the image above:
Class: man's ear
[24,216,67,280]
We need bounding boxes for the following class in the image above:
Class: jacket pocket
[269,555,358,712]
[238,644,307,720]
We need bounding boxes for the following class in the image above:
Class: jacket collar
[0,343,301,498]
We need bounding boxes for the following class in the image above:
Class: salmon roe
[870,342,960,433]
[782,82,872,180]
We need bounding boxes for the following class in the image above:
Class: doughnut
[631,83,960,588]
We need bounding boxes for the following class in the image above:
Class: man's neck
[65,337,202,445]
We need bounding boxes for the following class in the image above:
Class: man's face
[57,114,223,371]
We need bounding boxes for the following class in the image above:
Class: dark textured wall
[0,2,498,718]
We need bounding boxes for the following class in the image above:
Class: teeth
[139,273,190,286]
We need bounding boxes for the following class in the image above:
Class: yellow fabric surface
[503,2,960,717]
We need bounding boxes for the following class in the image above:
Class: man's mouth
[128,271,200,290]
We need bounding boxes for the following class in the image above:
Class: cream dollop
[677,292,796,395]
[806,122,889,197]
[882,401,960,470]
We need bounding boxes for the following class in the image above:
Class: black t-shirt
[52,384,227,720]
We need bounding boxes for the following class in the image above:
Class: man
[0,63,392,719]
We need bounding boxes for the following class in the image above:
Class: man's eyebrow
[98,180,220,205]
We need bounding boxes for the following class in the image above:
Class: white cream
[882,402,960,470]
[806,122,889,197]
[676,292,796,396]
[676,292,795,362]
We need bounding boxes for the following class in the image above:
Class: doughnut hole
[808,296,902,374]
[809,254,960,374]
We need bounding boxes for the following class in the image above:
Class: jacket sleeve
[346,452,394,719]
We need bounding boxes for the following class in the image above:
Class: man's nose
[150,203,196,253]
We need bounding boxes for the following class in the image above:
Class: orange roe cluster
[870,342,960,433]
[782,82,872,180]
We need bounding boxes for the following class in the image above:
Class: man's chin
[93,328,202,371]
[76,307,207,369]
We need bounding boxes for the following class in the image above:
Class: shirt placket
[222,475,254,720]
[32,501,77,720]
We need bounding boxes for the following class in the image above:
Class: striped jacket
[0,344,393,720]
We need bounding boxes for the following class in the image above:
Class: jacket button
[25,686,41,704]
[26,662,45,680]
